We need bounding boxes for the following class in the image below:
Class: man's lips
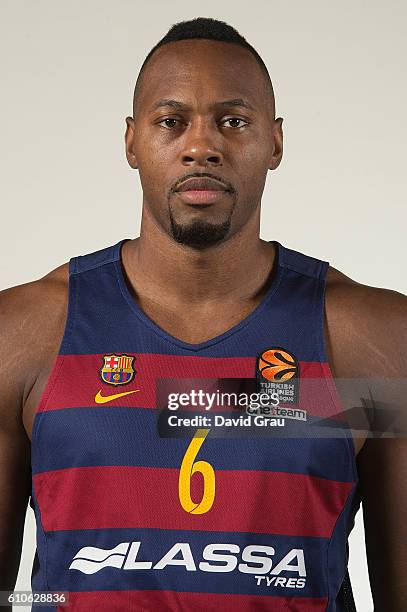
[175,190,229,204]
[174,177,231,205]
[175,177,230,192]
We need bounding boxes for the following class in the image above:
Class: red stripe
[34,465,352,537]
[57,590,328,611]
[36,354,346,420]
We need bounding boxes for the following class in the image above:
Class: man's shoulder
[0,262,69,326]
[0,262,70,378]
[325,264,406,376]
[326,264,406,323]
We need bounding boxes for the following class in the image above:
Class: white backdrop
[1,1,406,610]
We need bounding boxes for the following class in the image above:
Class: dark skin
[0,39,406,610]
[124,40,282,307]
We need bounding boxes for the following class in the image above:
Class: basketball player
[1,16,406,612]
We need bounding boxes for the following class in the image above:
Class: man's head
[125,17,283,250]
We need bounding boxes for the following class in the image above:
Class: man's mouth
[174,177,231,205]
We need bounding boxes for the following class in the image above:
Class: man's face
[125,39,283,249]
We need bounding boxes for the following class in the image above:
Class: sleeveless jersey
[29,238,361,611]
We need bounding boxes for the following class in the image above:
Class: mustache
[171,172,235,194]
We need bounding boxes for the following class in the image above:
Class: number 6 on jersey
[178,428,215,514]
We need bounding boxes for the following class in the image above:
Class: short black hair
[132,17,275,117]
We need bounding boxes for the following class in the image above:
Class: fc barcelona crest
[100,354,136,386]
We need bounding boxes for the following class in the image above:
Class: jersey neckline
[114,238,285,352]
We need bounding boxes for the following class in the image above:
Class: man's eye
[222,117,248,128]
[157,117,248,129]
[158,118,180,129]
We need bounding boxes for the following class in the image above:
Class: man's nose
[180,120,223,167]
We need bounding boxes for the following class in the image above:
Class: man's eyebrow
[151,98,255,111]
[152,99,187,111]
[217,98,255,111]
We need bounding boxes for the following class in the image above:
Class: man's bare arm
[0,266,68,594]
[358,437,407,610]
[326,274,407,609]
[356,288,407,610]
[0,283,37,590]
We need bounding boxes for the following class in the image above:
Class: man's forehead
[147,38,262,73]
[133,39,274,117]
[142,86,260,112]
[151,97,256,112]
[139,48,263,101]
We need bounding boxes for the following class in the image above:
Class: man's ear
[125,116,138,169]
[268,117,283,171]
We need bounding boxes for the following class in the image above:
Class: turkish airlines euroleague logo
[256,347,299,405]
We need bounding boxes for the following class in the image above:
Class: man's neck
[121,232,277,308]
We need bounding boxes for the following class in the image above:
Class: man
[0,16,406,612]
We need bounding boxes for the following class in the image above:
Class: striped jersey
[29,238,361,611]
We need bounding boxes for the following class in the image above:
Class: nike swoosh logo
[94,389,140,404]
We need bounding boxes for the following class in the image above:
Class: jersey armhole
[316,262,359,483]
[31,257,79,446]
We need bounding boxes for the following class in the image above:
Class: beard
[169,208,232,249]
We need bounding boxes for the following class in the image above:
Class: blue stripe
[58,256,327,360]
[41,526,328,597]
[32,407,354,482]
